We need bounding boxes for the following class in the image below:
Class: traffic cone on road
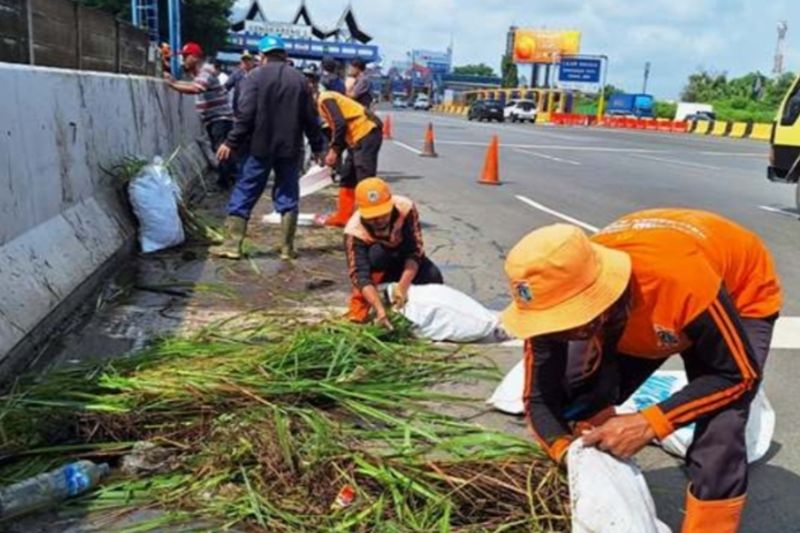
[479,135,500,185]
[420,122,438,157]
[382,114,393,140]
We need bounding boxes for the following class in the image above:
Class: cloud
[235,0,799,99]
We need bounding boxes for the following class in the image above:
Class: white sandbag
[128,157,184,253]
[261,212,326,227]
[486,359,526,414]
[618,370,774,463]
[568,439,671,533]
[299,164,333,198]
[387,283,501,343]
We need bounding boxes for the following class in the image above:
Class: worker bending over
[345,178,443,327]
[317,89,383,227]
[500,209,781,533]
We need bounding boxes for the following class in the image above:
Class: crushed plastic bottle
[0,460,110,519]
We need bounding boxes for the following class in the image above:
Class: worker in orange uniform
[500,209,781,533]
[317,89,383,227]
[344,178,443,327]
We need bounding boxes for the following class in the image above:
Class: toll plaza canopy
[224,1,379,63]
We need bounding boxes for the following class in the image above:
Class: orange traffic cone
[382,114,393,140]
[479,135,500,185]
[420,122,438,157]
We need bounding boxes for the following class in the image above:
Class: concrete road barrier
[750,123,774,141]
[729,122,749,138]
[0,64,207,380]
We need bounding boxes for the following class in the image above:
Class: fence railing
[0,0,156,75]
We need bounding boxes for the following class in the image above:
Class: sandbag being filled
[386,283,505,343]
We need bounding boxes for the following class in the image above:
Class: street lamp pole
[168,0,181,76]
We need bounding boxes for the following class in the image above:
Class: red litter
[333,485,356,509]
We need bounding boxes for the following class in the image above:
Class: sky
[232,0,800,99]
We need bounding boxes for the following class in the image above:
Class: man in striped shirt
[165,42,236,189]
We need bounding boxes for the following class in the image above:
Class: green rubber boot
[210,216,247,260]
[280,211,299,260]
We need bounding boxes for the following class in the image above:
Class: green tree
[80,0,235,56]
[500,54,518,88]
[453,63,496,77]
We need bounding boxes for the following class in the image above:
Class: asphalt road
[377,109,800,532]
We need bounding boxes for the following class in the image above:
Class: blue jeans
[227,154,300,219]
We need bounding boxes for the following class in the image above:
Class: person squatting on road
[165,42,237,189]
[501,209,782,533]
[344,178,443,329]
[214,34,324,261]
[317,88,383,227]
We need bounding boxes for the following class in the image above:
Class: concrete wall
[0,63,207,378]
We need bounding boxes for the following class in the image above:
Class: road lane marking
[515,195,599,232]
[392,139,422,155]
[500,317,800,349]
[757,205,799,219]
[698,151,766,157]
[629,154,723,171]
[435,140,663,153]
[514,148,581,166]
[772,317,800,349]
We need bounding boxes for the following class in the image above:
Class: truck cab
[767,73,800,210]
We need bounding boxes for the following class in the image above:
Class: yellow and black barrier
[686,120,773,141]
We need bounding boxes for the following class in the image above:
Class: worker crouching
[344,178,443,328]
[501,209,782,533]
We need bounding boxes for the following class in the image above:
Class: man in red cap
[344,177,443,328]
[165,42,236,189]
[501,209,782,532]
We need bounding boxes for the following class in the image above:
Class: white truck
[675,102,714,121]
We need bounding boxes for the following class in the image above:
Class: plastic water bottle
[0,460,110,519]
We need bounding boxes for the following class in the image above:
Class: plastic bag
[128,157,184,253]
[486,359,526,414]
[568,440,672,533]
[386,283,502,343]
[617,371,775,463]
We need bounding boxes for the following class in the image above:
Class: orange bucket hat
[355,177,394,219]
[501,224,632,339]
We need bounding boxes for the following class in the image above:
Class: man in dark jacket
[215,35,324,260]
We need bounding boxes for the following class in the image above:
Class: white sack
[387,283,501,343]
[128,157,184,253]
[568,440,672,533]
[489,367,775,463]
[298,164,334,198]
[618,370,774,463]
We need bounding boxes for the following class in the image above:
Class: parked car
[685,111,717,121]
[468,100,504,122]
[413,94,431,110]
[392,97,409,109]
[504,100,537,123]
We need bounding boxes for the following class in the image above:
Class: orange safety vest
[591,209,782,359]
[344,196,415,248]
[318,91,377,147]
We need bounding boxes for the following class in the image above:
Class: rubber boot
[681,486,746,533]
[280,211,299,260]
[325,187,356,228]
[210,216,247,260]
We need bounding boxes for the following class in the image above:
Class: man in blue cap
[216,35,324,260]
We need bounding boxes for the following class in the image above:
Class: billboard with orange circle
[512,29,581,64]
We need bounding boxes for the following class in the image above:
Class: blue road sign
[559,58,602,83]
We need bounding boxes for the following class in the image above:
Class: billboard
[557,57,602,92]
[512,29,581,64]
[411,49,452,76]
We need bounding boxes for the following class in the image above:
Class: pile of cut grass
[0,317,568,531]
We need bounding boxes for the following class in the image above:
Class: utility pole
[642,61,651,94]
[774,21,788,75]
